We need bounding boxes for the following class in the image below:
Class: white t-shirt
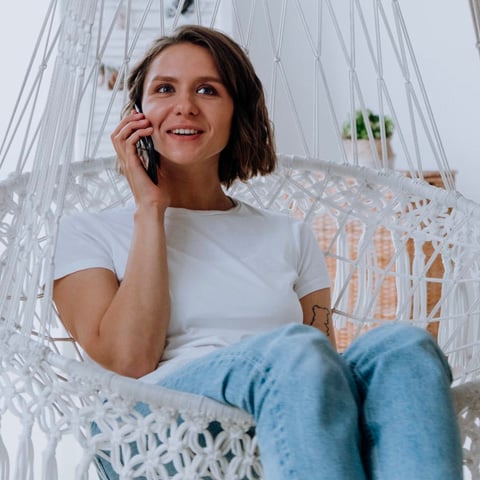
[54,200,330,382]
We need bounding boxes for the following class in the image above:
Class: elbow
[82,336,161,378]
[116,358,159,379]
[119,341,164,378]
[109,349,161,378]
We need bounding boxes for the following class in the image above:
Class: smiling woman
[50,24,463,480]
[121,25,277,189]
[55,25,279,380]
[138,43,235,186]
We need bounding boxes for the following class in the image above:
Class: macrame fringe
[13,423,34,480]
[75,450,95,480]
[0,418,10,480]
[41,437,58,480]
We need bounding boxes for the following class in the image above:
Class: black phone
[134,104,159,185]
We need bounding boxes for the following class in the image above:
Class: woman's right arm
[53,111,170,378]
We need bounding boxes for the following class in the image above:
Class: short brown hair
[125,25,276,187]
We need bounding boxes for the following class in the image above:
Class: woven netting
[1,0,480,478]
[0,331,260,479]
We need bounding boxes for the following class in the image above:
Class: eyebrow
[148,75,224,84]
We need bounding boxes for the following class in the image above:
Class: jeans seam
[346,359,380,478]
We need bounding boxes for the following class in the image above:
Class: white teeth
[171,128,198,135]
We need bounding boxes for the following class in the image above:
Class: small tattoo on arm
[310,305,331,337]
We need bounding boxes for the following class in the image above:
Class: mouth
[168,128,202,136]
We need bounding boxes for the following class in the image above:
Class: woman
[53,25,463,479]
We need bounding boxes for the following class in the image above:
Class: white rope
[469,0,480,59]
[0,417,10,480]
[391,0,454,187]
[0,0,60,173]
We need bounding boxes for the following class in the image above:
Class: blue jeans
[97,323,463,479]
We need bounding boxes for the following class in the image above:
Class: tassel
[42,437,58,480]
[75,450,94,480]
[0,417,10,480]
[13,422,34,480]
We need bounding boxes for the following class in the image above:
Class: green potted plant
[342,109,395,168]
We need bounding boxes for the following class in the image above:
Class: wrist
[134,203,167,223]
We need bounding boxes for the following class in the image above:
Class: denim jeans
[96,323,463,479]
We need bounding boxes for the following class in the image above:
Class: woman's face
[141,42,234,172]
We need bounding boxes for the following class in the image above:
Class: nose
[175,91,199,116]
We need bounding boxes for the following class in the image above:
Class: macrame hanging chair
[1,0,480,478]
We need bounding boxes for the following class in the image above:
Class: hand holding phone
[134,104,159,185]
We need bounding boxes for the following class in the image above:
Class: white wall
[399,0,480,200]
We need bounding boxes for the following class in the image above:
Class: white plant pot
[343,138,395,169]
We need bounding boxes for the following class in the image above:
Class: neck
[169,188,234,211]
[164,170,233,211]
[158,158,237,211]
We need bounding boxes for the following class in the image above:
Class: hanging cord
[391,0,454,188]
[0,0,60,175]
[469,0,480,60]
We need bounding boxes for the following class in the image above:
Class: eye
[197,85,217,96]
[156,84,174,94]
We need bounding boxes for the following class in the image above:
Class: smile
[170,128,201,135]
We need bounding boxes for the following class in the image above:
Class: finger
[112,126,154,161]
[110,110,150,141]
[115,127,154,169]
[112,117,151,143]
[111,110,143,136]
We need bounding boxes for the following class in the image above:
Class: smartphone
[134,104,159,185]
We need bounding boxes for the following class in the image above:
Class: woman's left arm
[300,288,337,351]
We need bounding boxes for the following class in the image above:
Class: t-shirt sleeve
[53,212,115,280]
[292,220,331,298]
